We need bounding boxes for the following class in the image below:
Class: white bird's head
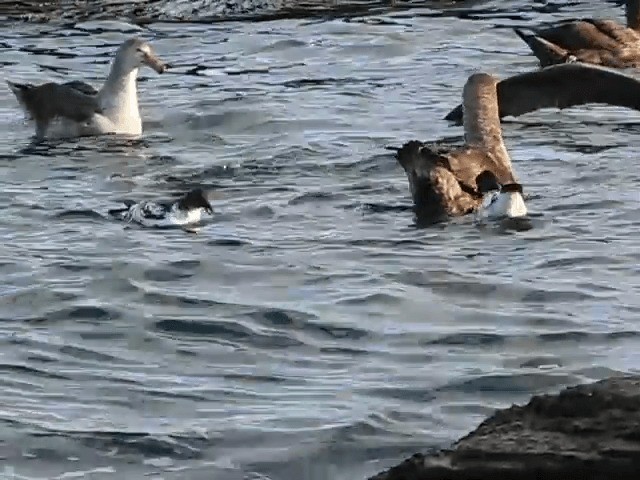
[115,38,168,75]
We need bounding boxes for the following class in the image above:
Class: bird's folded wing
[63,80,99,96]
[10,81,103,123]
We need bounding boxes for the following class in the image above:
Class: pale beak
[145,52,167,74]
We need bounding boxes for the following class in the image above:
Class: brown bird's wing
[513,28,574,67]
[495,62,640,118]
[514,17,640,69]
[528,20,622,51]
[587,19,640,44]
[63,80,99,96]
[443,146,517,190]
[444,63,640,124]
[395,141,485,219]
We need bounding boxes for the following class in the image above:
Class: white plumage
[7,37,167,140]
[109,188,214,228]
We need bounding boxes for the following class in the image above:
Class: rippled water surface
[1,1,640,478]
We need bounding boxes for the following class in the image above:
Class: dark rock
[369,376,640,480]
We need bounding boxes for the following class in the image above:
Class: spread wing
[444,63,640,124]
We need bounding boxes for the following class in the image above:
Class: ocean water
[0,1,639,478]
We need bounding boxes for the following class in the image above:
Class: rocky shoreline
[369,375,640,480]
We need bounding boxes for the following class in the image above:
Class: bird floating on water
[6,37,167,140]
[395,72,528,225]
[513,0,640,68]
[108,188,214,229]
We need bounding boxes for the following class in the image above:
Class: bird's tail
[6,80,33,112]
[513,28,571,67]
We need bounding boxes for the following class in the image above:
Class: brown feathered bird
[514,0,640,68]
[396,72,527,225]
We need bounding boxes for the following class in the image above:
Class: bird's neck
[98,59,140,123]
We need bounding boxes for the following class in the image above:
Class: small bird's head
[475,171,527,219]
[178,188,214,215]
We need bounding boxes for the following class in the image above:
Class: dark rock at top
[369,375,640,480]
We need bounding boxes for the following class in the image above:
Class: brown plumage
[396,73,522,223]
[513,0,640,68]
[444,62,640,125]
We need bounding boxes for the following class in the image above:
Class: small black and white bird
[108,188,214,228]
[474,170,527,221]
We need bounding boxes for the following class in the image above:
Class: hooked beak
[144,52,168,74]
[205,206,214,215]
